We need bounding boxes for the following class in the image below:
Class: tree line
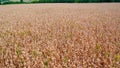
[0,0,119,4]
[30,0,120,3]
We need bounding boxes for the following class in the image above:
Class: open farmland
[0,3,120,68]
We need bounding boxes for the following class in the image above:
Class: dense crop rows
[0,3,120,68]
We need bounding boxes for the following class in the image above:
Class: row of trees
[29,0,120,3]
[0,0,119,4]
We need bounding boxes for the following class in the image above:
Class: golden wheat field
[0,3,120,68]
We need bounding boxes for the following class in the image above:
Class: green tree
[20,0,23,2]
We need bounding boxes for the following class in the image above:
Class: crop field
[0,3,120,68]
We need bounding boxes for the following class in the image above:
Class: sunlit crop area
[0,3,120,68]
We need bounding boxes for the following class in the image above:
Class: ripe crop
[0,3,120,68]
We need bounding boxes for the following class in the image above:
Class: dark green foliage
[0,0,120,4]
[0,0,9,4]
[0,1,28,5]
[35,0,120,3]
[20,0,23,2]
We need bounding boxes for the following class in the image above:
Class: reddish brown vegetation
[0,3,120,68]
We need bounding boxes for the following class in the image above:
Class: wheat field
[0,3,120,68]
